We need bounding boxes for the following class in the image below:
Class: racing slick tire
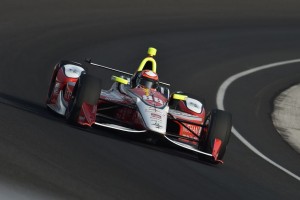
[65,73,101,124]
[202,109,232,163]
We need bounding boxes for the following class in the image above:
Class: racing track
[0,1,300,199]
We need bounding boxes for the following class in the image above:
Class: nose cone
[136,98,167,134]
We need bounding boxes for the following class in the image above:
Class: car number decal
[142,95,163,105]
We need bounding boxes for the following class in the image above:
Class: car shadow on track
[86,125,218,167]
[0,92,65,122]
[0,92,218,167]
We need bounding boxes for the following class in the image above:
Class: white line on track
[216,59,300,181]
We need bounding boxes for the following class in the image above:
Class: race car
[46,47,232,164]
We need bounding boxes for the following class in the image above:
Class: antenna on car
[84,58,133,76]
[84,47,170,86]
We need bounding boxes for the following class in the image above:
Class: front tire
[65,73,101,124]
[202,109,232,162]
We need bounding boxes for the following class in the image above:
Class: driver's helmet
[136,70,159,89]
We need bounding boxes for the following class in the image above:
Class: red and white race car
[46,47,232,164]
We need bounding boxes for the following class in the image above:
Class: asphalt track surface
[0,0,300,199]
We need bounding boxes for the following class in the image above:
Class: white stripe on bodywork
[216,58,300,181]
[164,136,213,156]
[94,122,147,133]
[47,90,67,115]
[64,64,84,78]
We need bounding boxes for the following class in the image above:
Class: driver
[135,70,159,89]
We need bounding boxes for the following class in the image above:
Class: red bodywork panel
[212,138,224,163]
[170,101,206,146]
[176,122,202,145]
[49,67,78,104]
[77,102,98,126]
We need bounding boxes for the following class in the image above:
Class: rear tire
[202,109,232,162]
[65,73,101,124]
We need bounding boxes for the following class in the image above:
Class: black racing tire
[202,109,232,162]
[65,73,101,124]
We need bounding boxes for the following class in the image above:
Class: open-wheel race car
[46,47,232,164]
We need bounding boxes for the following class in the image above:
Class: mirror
[172,94,187,100]
[111,75,129,85]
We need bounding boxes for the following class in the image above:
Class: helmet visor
[139,78,158,89]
